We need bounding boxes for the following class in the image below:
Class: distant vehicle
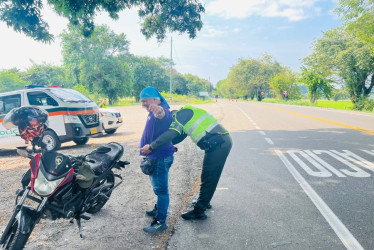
[100,108,123,134]
[0,85,103,151]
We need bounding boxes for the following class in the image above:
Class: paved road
[168,100,374,250]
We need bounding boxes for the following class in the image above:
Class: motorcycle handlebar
[16,148,34,159]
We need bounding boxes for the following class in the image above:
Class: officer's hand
[141,144,151,155]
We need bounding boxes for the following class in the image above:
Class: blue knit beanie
[140,86,170,108]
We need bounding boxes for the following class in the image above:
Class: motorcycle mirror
[16,148,33,159]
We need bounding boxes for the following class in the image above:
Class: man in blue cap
[139,86,175,233]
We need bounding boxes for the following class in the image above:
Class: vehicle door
[26,91,67,136]
[0,93,24,147]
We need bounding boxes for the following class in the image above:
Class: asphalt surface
[167,100,374,250]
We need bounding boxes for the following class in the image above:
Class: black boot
[181,210,207,220]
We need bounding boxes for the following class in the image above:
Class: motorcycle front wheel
[86,172,115,214]
[1,215,31,250]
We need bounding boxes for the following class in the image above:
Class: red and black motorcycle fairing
[29,151,75,197]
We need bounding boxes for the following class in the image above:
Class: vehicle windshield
[47,88,93,103]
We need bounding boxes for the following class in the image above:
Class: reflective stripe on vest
[169,115,184,134]
[182,106,218,143]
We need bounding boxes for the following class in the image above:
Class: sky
[0,0,342,86]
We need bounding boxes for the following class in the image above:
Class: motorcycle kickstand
[76,217,84,238]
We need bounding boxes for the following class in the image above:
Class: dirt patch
[0,104,209,250]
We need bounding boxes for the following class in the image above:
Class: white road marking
[265,137,274,145]
[305,150,346,177]
[331,150,374,172]
[275,150,364,250]
[314,150,370,178]
[259,131,266,136]
[362,150,374,156]
[234,105,253,124]
[288,150,371,178]
[288,150,332,177]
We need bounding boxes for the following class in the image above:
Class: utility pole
[169,36,172,100]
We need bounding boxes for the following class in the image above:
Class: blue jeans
[149,155,174,223]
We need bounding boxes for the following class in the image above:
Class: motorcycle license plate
[118,118,123,123]
[90,128,98,134]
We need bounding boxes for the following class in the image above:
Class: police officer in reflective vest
[141,105,232,220]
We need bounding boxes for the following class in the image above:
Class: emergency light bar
[25,85,60,89]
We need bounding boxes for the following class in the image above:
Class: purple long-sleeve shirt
[140,103,175,159]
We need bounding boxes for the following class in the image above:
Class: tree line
[216,1,374,111]
[0,25,213,104]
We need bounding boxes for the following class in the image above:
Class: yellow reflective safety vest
[171,105,219,144]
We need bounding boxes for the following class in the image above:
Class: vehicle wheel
[42,130,61,151]
[73,137,89,145]
[1,216,31,250]
[105,129,117,134]
[87,172,115,214]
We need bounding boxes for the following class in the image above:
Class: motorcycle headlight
[34,170,64,196]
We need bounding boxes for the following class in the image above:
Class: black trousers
[194,133,232,213]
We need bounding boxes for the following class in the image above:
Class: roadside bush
[354,97,374,112]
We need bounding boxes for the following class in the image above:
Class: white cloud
[206,0,319,21]
[201,26,226,38]
[232,28,240,33]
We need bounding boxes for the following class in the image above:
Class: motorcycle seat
[84,142,124,175]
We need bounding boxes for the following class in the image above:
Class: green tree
[0,69,29,92]
[130,56,170,101]
[172,71,188,95]
[60,25,132,104]
[82,57,133,104]
[225,55,282,100]
[0,0,204,42]
[184,74,213,97]
[269,68,302,100]
[216,79,235,98]
[22,63,67,86]
[332,88,350,101]
[303,28,374,107]
[335,0,374,44]
[299,67,332,104]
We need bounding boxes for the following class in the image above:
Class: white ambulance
[0,85,103,151]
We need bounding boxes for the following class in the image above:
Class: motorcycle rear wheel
[86,172,115,214]
[1,216,31,250]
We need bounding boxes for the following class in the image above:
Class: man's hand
[141,144,152,155]
[148,104,165,119]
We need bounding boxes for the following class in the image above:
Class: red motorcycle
[0,106,129,250]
